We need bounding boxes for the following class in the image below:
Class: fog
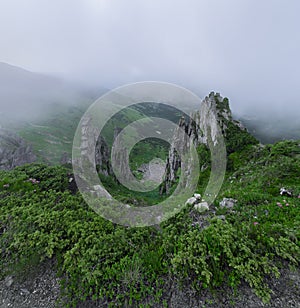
[0,0,300,118]
[0,62,94,124]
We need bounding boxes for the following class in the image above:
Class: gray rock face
[139,158,166,184]
[77,115,113,177]
[76,92,245,193]
[0,129,36,170]
[160,92,245,194]
[95,135,112,176]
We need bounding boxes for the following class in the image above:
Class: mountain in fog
[0,62,299,152]
[237,113,300,144]
[0,62,89,123]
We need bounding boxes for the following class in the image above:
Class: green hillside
[12,101,177,167]
[0,138,299,307]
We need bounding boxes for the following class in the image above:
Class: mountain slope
[0,63,106,164]
[0,139,299,307]
[0,62,93,125]
[238,114,300,144]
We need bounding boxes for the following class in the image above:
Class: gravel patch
[0,260,60,308]
[1,261,299,307]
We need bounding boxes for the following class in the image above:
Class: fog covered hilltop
[0,1,299,307]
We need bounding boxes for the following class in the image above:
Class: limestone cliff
[76,93,256,195]
[160,92,254,194]
[78,116,113,177]
[0,129,36,170]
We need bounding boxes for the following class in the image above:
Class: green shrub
[0,136,299,307]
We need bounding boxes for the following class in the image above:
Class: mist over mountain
[0,61,299,147]
[0,2,299,307]
[0,62,94,123]
[238,113,300,144]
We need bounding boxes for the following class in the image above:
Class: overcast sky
[0,0,299,115]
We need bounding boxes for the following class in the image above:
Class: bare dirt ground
[1,260,299,307]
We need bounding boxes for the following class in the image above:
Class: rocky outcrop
[280,187,293,197]
[77,115,113,177]
[219,197,237,209]
[138,158,166,184]
[0,129,36,170]
[76,92,250,194]
[95,135,112,176]
[194,201,209,213]
[185,193,210,213]
[160,92,246,194]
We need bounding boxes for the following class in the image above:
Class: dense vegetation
[0,137,299,307]
[14,101,182,166]
[129,138,169,175]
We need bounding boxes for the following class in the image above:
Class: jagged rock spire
[160,92,245,194]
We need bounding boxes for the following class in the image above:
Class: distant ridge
[0,62,86,121]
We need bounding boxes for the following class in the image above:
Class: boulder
[280,187,293,197]
[194,202,209,213]
[185,197,197,205]
[219,198,237,209]
[5,276,14,287]
[194,193,201,200]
